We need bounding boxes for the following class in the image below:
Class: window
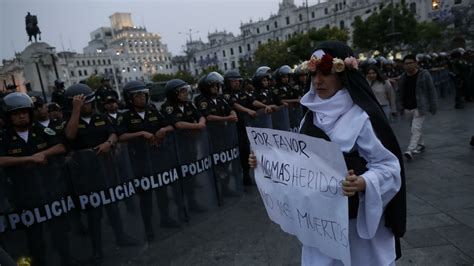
[311,11,315,18]
[222,50,226,57]
[299,14,303,21]
[224,63,228,71]
[84,70,88,76]
[107,59,111,64]
[247,44,251,51]
[127,67,130,72]
[82,60,85,66]
[97,60,101,65]
[231,61,235,69]
[274,21,278,28]
[139,66,142,71]
[257,28,260,34]
[104,68,108,74]
[258,41,261,46]
[94,69,98,75]
[193,57,197,63]
[239,46,242,53]
[70,70,75,77]
[76,61,80,66]
[87,60,90,66]
[230,48,234,55]
[340,20,345,29]
[78,70,82,76]
[409,3,416,13]
[266,25,270,31]
[286,16,290,25]
[276,37,280,41]
[335,4,338,11]
[339,3,343,10]
[325,8,328,14]
[454,0,461,4]
[92,60,96,65]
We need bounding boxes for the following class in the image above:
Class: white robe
[300,90,401,266]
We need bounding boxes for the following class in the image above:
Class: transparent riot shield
[206,122,243,204]
[242,109,272,129]
[271,106,291,131]
[148,133,185,234]
[174,128,218,218]
[288,103,303,132]
[1,155,75,266]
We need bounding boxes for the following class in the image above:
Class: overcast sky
[0,0,319,63]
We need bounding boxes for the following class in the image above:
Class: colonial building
[182,0,471,75]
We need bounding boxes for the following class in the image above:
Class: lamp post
[46,46,59,79]
[32,55,47,102]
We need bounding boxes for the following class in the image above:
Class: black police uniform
[0,125,73,266]
[117,107,180,239]
[66,113,135,257]
[273,84,300,101]
[51,88,66,108]
[160,100,207,212]
[254,88,282,106]
[195,95,232,117]
[33,118,65,134]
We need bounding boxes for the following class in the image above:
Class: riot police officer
[51,79,66,108]
[64,84,138,264]
[95,77,119,112]
[252,66,282,113]
[273,65,300,105]
[0,92,77,266]
[117,80,179,242]
[31,96,64,133]
[161,79,207,212]
[294,63,309,97]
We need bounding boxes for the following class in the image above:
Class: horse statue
[25,12,41,42]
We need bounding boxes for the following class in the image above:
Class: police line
[0,146,239,233]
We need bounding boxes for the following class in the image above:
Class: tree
[151,70,194,84]
[352,3,418,53]
[414,21,445,52]
[252,27,349,72]
[85,74,102,91]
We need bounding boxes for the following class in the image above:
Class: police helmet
[122,80,149,105]
[294,64,308,76]
[54,79,65,89]
[164,79,190,103]
[3,92,34,112]
[276,65,293,79]
[252,66,272,89]
[31,96,46,109]
[65,83,95,110]
[198,72,224,96]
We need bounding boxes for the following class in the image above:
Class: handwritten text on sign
[246,127,351,265]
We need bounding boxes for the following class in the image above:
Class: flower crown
[303,54,359,74]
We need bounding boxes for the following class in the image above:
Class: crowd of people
[0,42,473,265]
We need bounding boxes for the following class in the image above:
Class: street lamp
[46,46,59,79]
[31,55,48,102]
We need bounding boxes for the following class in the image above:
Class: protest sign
[247,126,350,265]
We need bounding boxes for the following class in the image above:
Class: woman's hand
[342,169,366,197]
[249,152,257,168]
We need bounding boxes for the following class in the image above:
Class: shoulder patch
[165,106,174,114]
[200,101,208,109]
[44,127,56,136]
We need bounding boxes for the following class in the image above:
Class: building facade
[182,0,470,75]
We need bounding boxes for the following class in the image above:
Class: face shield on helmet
[198,72,224,97]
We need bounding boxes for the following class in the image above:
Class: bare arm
[64,95,84,140]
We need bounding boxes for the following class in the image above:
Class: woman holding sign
[250,41,406,265]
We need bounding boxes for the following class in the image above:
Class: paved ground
[96,96,474,265]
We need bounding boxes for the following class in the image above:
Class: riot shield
[174,128,218,218]
[148,133,185,233]
[0,156,75,266]
[271,106,291,131]
[206,122,243,203]
[288,103,303,132]
[242,109,272,129]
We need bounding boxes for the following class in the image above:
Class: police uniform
[95,87,119,112]
[273,84,300,101]
[51,88,66,108]
[160,101,202,124]
[0,124,74,266]
[194,95,232,117]
[255,88,282,106]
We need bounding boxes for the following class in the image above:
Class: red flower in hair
[318,54,334,74]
